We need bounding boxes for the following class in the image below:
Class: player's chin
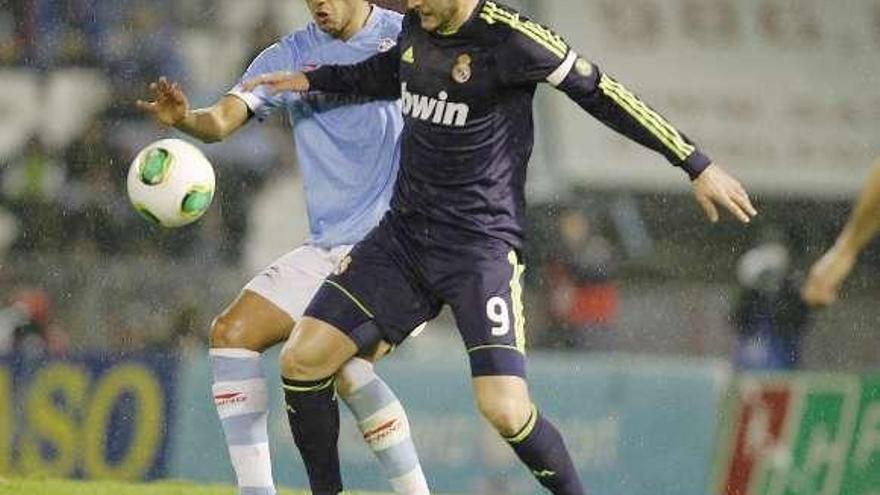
[418,13,440,31]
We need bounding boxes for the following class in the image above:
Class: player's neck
[338,1,373,41]
[438,0,480,35]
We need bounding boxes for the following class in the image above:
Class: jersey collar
[434,0,486,38]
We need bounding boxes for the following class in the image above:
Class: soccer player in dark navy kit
[246,0,757,493]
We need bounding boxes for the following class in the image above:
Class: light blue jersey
[229,7,403,248]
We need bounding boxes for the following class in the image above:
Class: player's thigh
[280,316,360,380]
[304,223,441,353]
[444,248,527,378]
[210,290,293,351]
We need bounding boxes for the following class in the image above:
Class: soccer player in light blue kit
[137,2,429,494]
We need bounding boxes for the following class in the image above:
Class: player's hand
[801,247,857,308]
[692,164,757,223]
[136,77,189,127]
[242,71,310,94]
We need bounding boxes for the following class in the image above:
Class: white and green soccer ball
[127,138,216,228]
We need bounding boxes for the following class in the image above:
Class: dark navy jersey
[307,0,711,248]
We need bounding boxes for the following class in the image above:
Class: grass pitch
[0,478,395,495]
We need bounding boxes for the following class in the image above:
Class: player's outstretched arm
[802,158,880,308]
[496,20,756,222]
[243,46,402,99]
[137,77,249,143]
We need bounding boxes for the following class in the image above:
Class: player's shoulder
[280,24,320,51]
[474,1,568,56]
[371,5,404,40]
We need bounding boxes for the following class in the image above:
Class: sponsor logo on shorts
[378,38,396,53]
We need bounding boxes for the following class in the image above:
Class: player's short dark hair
[372,0,406,13]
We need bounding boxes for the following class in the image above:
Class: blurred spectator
[730,240,811,370]
[102,0,184,114]
[60,116,131,253]
[542,208,618,350]
[2,135,66,251]
[0,288,68,357]
[0,4,20,65]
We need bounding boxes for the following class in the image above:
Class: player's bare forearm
[175,96,249,144]
[834,159,880,256]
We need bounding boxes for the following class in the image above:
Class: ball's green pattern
[181,186,214,217]
[139,148,172,185]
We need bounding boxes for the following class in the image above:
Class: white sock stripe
[213,379,269,420]
[358,401,411,452]
[228,442,274,488]
[210,348,261,358]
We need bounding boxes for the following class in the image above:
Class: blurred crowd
[0,0,292,262]
[0,1,297,354]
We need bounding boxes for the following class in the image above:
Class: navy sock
[505,406,585,495]
[282,375,342,495]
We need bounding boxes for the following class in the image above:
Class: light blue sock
[211,348,276,495]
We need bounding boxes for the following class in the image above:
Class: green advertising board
[718,374,880,495]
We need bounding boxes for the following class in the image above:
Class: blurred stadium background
[0,0,878,494]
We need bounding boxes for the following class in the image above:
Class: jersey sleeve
[555,57,711,178]
[305,36,402,99]
[228,41,299,121]
[498,21,711,179]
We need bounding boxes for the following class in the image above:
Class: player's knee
[279,342,329,380]
[476,395,532,437]
[209,314,253,350]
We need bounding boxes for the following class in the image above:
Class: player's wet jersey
[228,6,403,249]
[306,0,711,249]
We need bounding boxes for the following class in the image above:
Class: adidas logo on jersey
[400,83,470,127]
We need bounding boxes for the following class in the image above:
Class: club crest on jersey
[378,38,396,53]
[575,58,593,77]
[451,54,472,84]
[335,255,352,275]
[400,83,470,127]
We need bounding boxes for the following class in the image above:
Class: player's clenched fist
[137,76,190,127]
[242,71,311,95]
[801,247,857,308]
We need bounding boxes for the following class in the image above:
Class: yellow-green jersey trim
[506,403,539,444]
[282,376,335,393]
[324,279,375,319]
[598,74,696,161]
[508,250,527,354]
[480,1,568,59]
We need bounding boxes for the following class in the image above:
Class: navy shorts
[304,213,528,377]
